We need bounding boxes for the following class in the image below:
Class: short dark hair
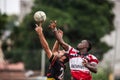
[87,40,92,52]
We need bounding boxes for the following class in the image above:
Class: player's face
[77,40,89,50]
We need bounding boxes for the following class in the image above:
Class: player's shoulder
[87,54,99,64]
[87,54,97,59]
[66,45,78,53]
[70,47,79,53]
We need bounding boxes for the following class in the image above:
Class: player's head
[58,50,69,63]
[77,40,92,52]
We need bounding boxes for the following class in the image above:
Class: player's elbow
[93,68,97,73]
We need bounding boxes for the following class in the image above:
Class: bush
[92,68,109,80]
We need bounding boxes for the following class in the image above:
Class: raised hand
[49,20,57,29]
[35,23,43,34]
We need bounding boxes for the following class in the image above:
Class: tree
[33,0,114,60]
[0,13,8,38]
[0,13,8,60]
[0,12,8,62]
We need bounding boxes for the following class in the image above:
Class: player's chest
[69,57,89,71]
[69,57,83,65]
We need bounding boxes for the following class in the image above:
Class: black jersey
[47,55,66,80]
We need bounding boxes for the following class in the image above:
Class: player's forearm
[54,31,64,45]
[53,30,68,51]
[38,32,49,50]
[38,32,52,59]
[85,64,97,73]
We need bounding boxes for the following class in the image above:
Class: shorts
[47,78,55,80]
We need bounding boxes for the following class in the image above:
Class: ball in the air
[34,11,46,22]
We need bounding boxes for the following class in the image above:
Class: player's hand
[35,24,43,34]
[82,58,88,67]
[58,29,63,37]
[49,20,57,29]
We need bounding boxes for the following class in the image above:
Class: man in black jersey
[35,22,69,80]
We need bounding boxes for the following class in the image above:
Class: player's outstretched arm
[52,40,59,54]
[49,20,69,51]
[52,29,64,53]
[83,59,98,73]
[35,23,52,59]
[85,63,97,73]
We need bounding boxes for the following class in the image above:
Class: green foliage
[5,49,23,63]
[64,63,71,80]
[92,68,109,80]
[0,13,8,37]
[33,0,114,60]
[5,49,42,70]
[22,50,42,70]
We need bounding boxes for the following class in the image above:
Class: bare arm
[52,29,64,53]
[85,63,98,73]
[52,40,59,53]
[49,21,69,51]
[35,23,52,59]
[54,31,69,51]
[83,60,98,73]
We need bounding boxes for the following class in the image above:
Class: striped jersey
[66,46,98,80]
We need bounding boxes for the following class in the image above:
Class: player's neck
[81,51,87,55]
[80,49,87,54]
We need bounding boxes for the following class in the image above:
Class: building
[101,0,120,79]
[19,0,34,22]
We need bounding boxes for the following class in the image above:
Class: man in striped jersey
[49,20,99,80]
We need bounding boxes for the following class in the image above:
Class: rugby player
[49,20,99,80]
[35,22,69,80]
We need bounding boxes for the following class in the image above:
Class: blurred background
[0,0,120,80]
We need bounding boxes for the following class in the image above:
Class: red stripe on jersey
[90,59,98,64]
[69,48,73,54]
[89,55,98,64]
[69,48,76,54]
[71,70,92,80]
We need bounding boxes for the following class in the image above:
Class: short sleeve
[87,54,99,64]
